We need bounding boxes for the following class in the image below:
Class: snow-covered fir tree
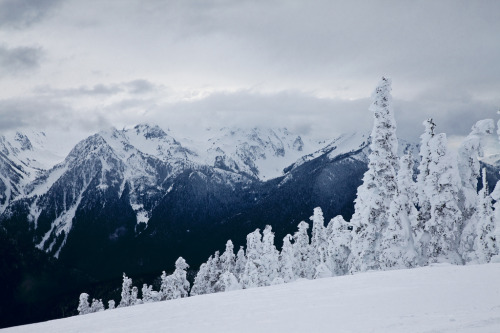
[214,271,241,292]
[90,299,105,313]
[160,257,191,300]
[190,261,210,296]
[234,246,247,281]
[415,118,436,255]
[219,240,236,275]
[108,300,115,310]
[424,133,463,264]
[131,286,141,305]
[77,293,90,315]
[379,151,418,269]
[119,273,133,307]
[458,119,494,218]
[458,119,495,262]
[215,240,240,292]
[241,229,263,288]
[490,179,500,263]
[310,207,329,276]
[349,76,399,273]
[293,221,313,279]
[260,225,280,285]
[142,284,153,303]
[326,215,352,276]
[278,234,296,283]
[474,168,498,263]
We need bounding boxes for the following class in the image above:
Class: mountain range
[1,123,500,327]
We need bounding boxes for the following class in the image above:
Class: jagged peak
[132,123,168,139]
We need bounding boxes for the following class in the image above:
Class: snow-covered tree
[214,271,241,292]
[260,225,279,286]
[142,284,153,303]
[310,207,329,275]
[293,221,313,279]
[415,118,436,250]
[424,133,463,264]
[190,261,211,296]
[90,299,105,313]
[379,151,418,269]
[160,257,191,300]
[490,178,500,263]
[130,286,140,305]
[458,119,494,219]
[220,240,236,275]
[458,120,495,262]
[241,229,263,288]
[234,246,247,281]
[474,168,498,263]
[326,215,352,276]
[119,273,133,307]
[77,293,90,315]
[278,234,295,283]
[107,300,115,310]
[349,76,399,273]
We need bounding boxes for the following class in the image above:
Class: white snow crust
[5,263,500,333]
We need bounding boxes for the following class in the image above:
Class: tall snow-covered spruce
[349,76,399,273]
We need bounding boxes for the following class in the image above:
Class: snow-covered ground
[4,263,500,333]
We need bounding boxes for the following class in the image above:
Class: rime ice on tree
[349,76,399,273]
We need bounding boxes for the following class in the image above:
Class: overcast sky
[0,0,499,143]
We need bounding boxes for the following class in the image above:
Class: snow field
[4,263,500,333]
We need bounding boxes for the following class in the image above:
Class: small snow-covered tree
[234,246,247,281]
[108,300,115,310]
[220,240,236,275]
[190,261,211,296]
[424,133,463,264]
[90,299,105,313]
[161,257,191,300]
[310,207,328,276]
[241,229,263,288]
[119,273,132,307]
[326,216,352,276]
[474,168,498,263]
[214,271,241,292]
[260,225,279,286]
[349,76,399,273]
[142,284,154,303]
[208,251,222,293]
[278,234,295,283]
[77,293,90,315]
[379,151,418,269]
[293,221,313,279]
[215,240,241,292]
[130,286,140,305]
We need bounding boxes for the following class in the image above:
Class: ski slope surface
[4,263,500,333]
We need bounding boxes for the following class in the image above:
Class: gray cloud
[0,45,43,76]
[0,96,110,132]
[0,0,62,29]
[125,80,158,94]
[34,79,161,98]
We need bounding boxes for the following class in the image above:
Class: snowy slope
[176,127,326,180]
[5,263,500,333]
[0,130,70,213]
